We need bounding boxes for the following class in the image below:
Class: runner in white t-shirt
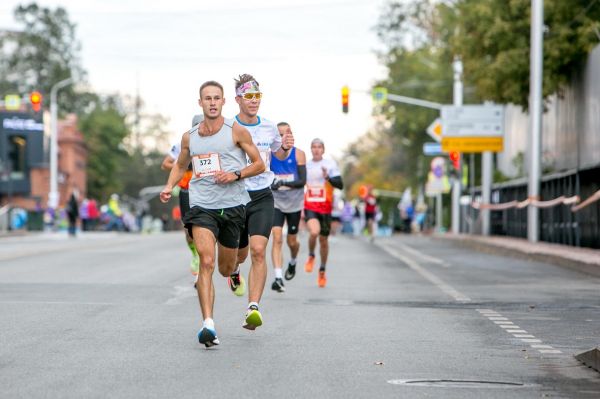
[303,138,344,288]
[227,74,294,330]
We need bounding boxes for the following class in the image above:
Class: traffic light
[341,85,349,113]
[449,151,460,170]
[30,91,43,112]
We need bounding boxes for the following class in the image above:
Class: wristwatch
[234,170,242,181]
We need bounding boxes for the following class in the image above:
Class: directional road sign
[423,142,444,156]
[441,105,504,137]
[441,104,505,152]
[426,118,442,143]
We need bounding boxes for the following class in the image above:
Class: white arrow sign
[426,118,442,143]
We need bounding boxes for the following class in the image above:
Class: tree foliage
[0,3,85,113]
[343,0,600,206]
[78,97,129,200]
[378,0,600,108]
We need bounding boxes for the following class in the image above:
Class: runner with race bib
[304,138,344,288]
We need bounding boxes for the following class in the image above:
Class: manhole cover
[388,379,528,389]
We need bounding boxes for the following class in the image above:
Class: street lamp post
[48,77,74,210]
[528,0,544,243]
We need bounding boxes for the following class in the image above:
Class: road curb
[435,234,600,278]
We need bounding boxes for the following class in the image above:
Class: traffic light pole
[48,77,74,210]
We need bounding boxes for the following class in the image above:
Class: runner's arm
[327,175,343,190]
[160,133,190,202]
[280,148,306,188]
[273,126,294,160]
[161,155,175,171]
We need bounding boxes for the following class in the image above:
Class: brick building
[0,111,87,210]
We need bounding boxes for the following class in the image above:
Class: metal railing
[466,166,600,249]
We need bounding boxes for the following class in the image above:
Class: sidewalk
[437,233,600,277]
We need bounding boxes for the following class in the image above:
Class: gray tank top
[188,118,250,209]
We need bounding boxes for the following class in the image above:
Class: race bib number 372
[192,153,221,178]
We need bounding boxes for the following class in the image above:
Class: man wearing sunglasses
[228,74,294,330]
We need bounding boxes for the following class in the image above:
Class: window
[8,135,27,180]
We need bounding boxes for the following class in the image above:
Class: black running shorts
[304,209,332,237]
[239,187,275,248]
[183,205,246,249]
[179,189,191,220]
[272,208,302,235]
[365,211,376,222]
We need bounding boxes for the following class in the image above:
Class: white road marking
[513,334,535,338]
[396,243,451,267]
[378,241,470,302]
[539,349,562,354]
[489,317,508,320]
[494,321,514,325]
[531,345,554,349]
[506,330,528,333]
[165,285,196,305]
[500,325,520,329]
[521,339,543,343]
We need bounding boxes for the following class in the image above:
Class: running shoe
[271,278,285,293]
[284,262,296,281]
[304,255,315,273]
[318,270,327,288]
[190,253,200,275]
[198,327,220,348]
[228,273,246,296]
[243,304,263,330]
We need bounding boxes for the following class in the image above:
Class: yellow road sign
[441,137,504,153]
[5,95,21,110]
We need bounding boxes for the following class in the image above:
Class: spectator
[79,198,90,231]
[87,198,99,231]
[66,190,79,237]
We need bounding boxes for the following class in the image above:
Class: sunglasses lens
[243,92,261,100]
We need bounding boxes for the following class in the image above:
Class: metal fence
[467,166,600,249]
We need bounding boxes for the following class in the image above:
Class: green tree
[79,97,129,200]
[378,0,600,109]
[0,2,85,112]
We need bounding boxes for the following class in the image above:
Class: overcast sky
[0,0,390,157]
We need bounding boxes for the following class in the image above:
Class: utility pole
[528,0,544,243]
[451,57,463,234]
[49,77,74,210]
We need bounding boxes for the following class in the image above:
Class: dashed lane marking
[477,309,563,355]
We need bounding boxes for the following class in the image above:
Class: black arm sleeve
[328,175,343,190]
[281,165,307,189]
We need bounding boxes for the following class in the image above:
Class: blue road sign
[423,142,444,156]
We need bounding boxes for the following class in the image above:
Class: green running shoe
[228,273,246,297]
[243,305,263,330]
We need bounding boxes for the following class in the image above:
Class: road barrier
[471,191,599,212]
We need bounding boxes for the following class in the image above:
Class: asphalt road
[1,231,599,398]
